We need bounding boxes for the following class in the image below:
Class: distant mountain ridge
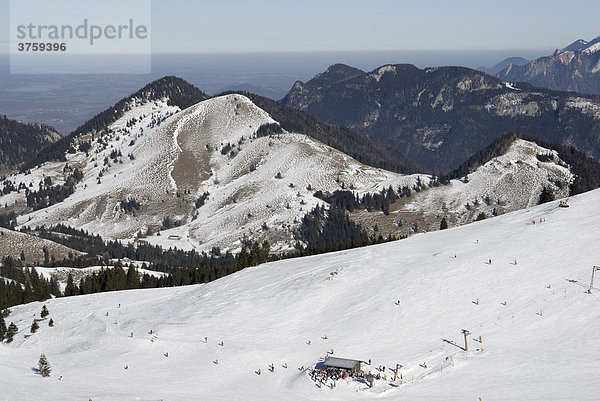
[497,35,600,95]
[282,63,600,172]
[477,57,530,76]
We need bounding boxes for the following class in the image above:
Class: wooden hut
[322,357,362,374]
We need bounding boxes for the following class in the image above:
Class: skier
[124,364,128,370]
[205,336,207,343]
[130,332,133,337]
[219,340,224,346]
[257,369,261,375]
[368,359,371,365]
[165,352,168,357]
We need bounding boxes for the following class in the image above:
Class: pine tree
[40,305,49,319]
[440,216,448,230]
[6,322,17,343]
[48,318,54,327]
[475,212,487,221]
[30,319,39,334]
[49,277,61,297]
[539,186,555,204]
[126,265,139,289]
[63,273,78,297]
[38,354,51,377]
[0,314,6,340]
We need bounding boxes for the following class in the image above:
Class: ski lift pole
[394,364,402,381]
[462,329,470,351]
[589,266,600,293]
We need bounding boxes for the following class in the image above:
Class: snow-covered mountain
[0,85,576,256]
[1,91,423,254]
[497,35,600,95]
[368,138,572,234]
[561,35,600,54]
[1,185,598,400]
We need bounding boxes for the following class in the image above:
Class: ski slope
[1,188,599,400]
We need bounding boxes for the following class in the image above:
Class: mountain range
[496,35,600,95]
[2,76,598,261]
[281,63,600,172]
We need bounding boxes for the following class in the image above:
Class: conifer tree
[40,305,49,319]
[30,319,39,334]
[38,354,51,377]
[63,273,78,297]
[48,318,54,327]
[0,314,6,340]
[440,216,448,230]
[6,322,17,343]
[475,212,487,221]
[126,265,139,289]
[539,186,555,204]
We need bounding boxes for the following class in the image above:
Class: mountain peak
[561,38,589,52]
[308,64,365,87]
[559,35,600,54]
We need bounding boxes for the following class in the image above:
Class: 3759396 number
[17,43,66,51]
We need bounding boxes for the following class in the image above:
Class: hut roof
[323,357,361,370]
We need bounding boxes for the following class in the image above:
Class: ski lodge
[323,357,362,374]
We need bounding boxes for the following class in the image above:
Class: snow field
[1,188,599,400]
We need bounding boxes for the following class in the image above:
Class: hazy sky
[0,0,599,54]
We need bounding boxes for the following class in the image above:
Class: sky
[0,0,599,54]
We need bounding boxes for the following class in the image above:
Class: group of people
[309,366,367,387]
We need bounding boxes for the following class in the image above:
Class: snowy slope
[3,94,421,254]
[1,188,599,400]
[404,139,572,224]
